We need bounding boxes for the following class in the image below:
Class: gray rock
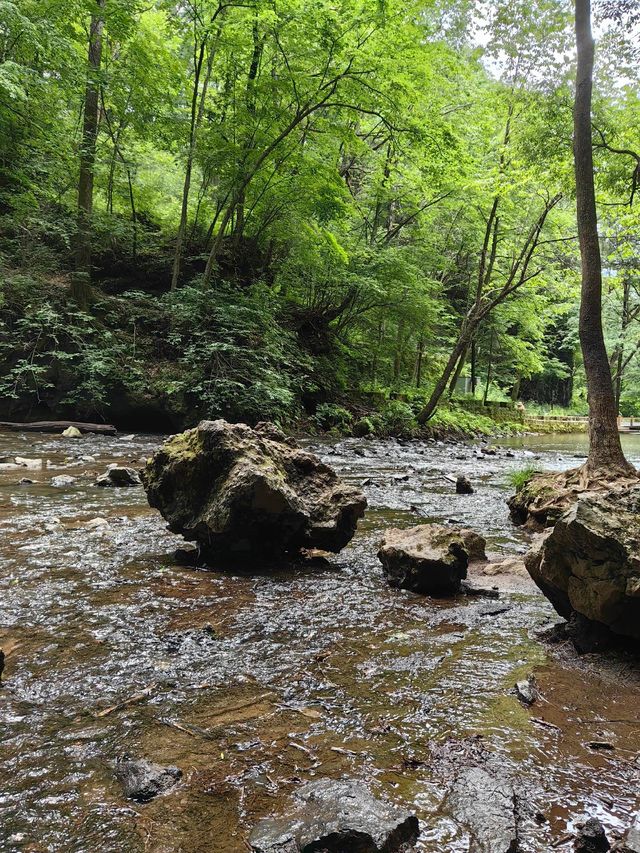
[524,488,640,642]
[617,817,640,852]
[249,778,419,853]
[96,466,142,487]
[574,817,610,852]
[50,475,77,488]
[514,676,539,706]
[378,524,486,595]
[456,475,474,495]
[447,765,518,853]
[142,420,366,560]
[114,757,181,803]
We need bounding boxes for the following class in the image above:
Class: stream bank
[0,430,638,852]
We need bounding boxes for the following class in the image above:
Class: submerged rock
[249,778,419,853]
[447,765,519,853]
[525,488,640,643]
[50,475,77,488]
[574,817,610,852]
[114,757,181,803]
[142,420,366,560]
[96,466,141,487]
[617,818,640,853]
[378,524,486,595]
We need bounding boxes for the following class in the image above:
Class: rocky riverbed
[0,430,638,851]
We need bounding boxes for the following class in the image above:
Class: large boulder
[249,778,419,853]
[525,487,640,642]
[142,420,366,560]
[378,524,486,595]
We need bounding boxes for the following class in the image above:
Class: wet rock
[447,765,519,853]
[50,475,77,488]
[18,477,35,485]
[0,648,4,683]
[84,517,110,530]
[461,581,500,599]
[483,557,528,577]
[15,457,43,469]
[574,817,610,852]
[616,818,640,853]
[96,466,142,487]
[524,488,640,642]
[249,778,419,853]
[456,475,474,495]
[62,426,82,438]
[114,757,182,803]
[142,420,366,560]
[514,675,539,706]
[378,524,486,595]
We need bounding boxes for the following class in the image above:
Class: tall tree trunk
[447,344,468,398]
[574,0,633,473]
[72,0,105,307]
[470,340,477,395]
[415,334,425,388]
[418,331,471,422]
[483,331,495,405]
[171,28,217,291]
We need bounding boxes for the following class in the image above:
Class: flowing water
[0,430,638,852]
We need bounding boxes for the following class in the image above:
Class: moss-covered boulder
[142,420,366,561]
[378,523,486,595]
[525,487,640,642]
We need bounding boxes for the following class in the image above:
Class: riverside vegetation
[2,1,640,438]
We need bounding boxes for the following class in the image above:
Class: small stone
[574,817,610,852]
[62,426,82,438]
[456,475,474,495]
[84,517,110,530]
[114,757,181,803]
[18,478,35,485]
[50,475,77,488]
[15,457,43,469]
[95,467,142,487]
[483,557,528,576]
[514,675,539,706]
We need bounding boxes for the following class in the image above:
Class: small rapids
[0,430,638,852]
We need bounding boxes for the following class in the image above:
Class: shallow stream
[0,430,638,852]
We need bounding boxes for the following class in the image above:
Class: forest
[1,0,639,435]
[2,2,640,853]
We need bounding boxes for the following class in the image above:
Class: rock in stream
[142,420,367,560]
[114,757,182,803]
[249,778,420,852]
[525,487,640,643]
[378,523,486,595]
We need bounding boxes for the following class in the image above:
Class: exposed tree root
[508,464,640,529]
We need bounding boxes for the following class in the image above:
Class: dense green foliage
[1,0,639,430]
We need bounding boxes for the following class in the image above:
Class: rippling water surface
[0,429,638,852]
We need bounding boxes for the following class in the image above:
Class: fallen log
[0,420,117,435]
